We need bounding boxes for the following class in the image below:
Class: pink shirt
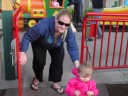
[52,1,60,7]
[65,68,99,96]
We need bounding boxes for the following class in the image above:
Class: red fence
[80,12,128,70]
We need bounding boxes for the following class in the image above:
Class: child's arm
[65,78,78,96]
[88,80,99,96]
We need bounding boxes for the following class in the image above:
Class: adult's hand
[74,60,80,68]
[20,52,27,65]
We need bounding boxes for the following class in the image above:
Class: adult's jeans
[92,8,103,37]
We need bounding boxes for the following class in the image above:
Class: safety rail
[13,5,23,96]
[80,12,128,70]
[0,9,2,13]
[13,2,20,10]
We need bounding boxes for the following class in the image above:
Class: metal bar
[80,16,87,64]
[92,22,97,66]
[16,12,23,96]
[94,66,128,70]
[112,22,118,66]
[13,5,23,96]
[99,22,105,67]
[105,21,112,66]
[118,22,125,66]
[124,39,128,65]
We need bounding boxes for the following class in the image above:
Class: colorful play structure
[101,0,128,25]
[14,0,68,27]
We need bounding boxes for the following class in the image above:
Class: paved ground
[0,29,128,96]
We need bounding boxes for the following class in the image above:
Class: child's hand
[74,90,81,96]
[87,91,94,96]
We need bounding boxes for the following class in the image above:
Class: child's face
[79,73,91,82]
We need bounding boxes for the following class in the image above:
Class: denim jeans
[92,8,103,37]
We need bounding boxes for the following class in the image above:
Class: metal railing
[12,3,23,96]
[80,12,128,70]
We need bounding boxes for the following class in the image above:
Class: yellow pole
[28,0,30,13]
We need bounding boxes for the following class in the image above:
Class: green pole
[2,0,15,80]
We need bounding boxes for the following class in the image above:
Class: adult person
[20,9,80,94]
[73,0,83,28]
[88,0,104,41]
[67,0,83,28]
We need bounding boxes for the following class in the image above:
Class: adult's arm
[20,20,45,65]
[66,28,80,68]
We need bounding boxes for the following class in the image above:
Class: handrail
[12,5,23,96]
[0,9,2,13]
[13,2,20,10]
[13,5,22,37]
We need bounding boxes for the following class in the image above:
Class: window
[50,0,64,8]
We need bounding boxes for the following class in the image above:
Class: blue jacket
[21,17,79,62]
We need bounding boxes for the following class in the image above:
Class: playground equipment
[101,0,128,25]
[14,0,68,27]
[101,6,128,25]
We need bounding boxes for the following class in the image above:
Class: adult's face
[55,15,70,33]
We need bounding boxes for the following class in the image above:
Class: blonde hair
[56,9,72,20]
[78,63,93,75]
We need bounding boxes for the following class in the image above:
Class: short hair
[78,63,93,75]
[56,9,72,20]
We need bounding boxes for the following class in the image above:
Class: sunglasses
[58,20,70,27]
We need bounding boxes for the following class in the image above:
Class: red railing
[80,12,128,70]
[12,4,23,96]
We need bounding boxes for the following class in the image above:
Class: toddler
[65,63,99,96]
